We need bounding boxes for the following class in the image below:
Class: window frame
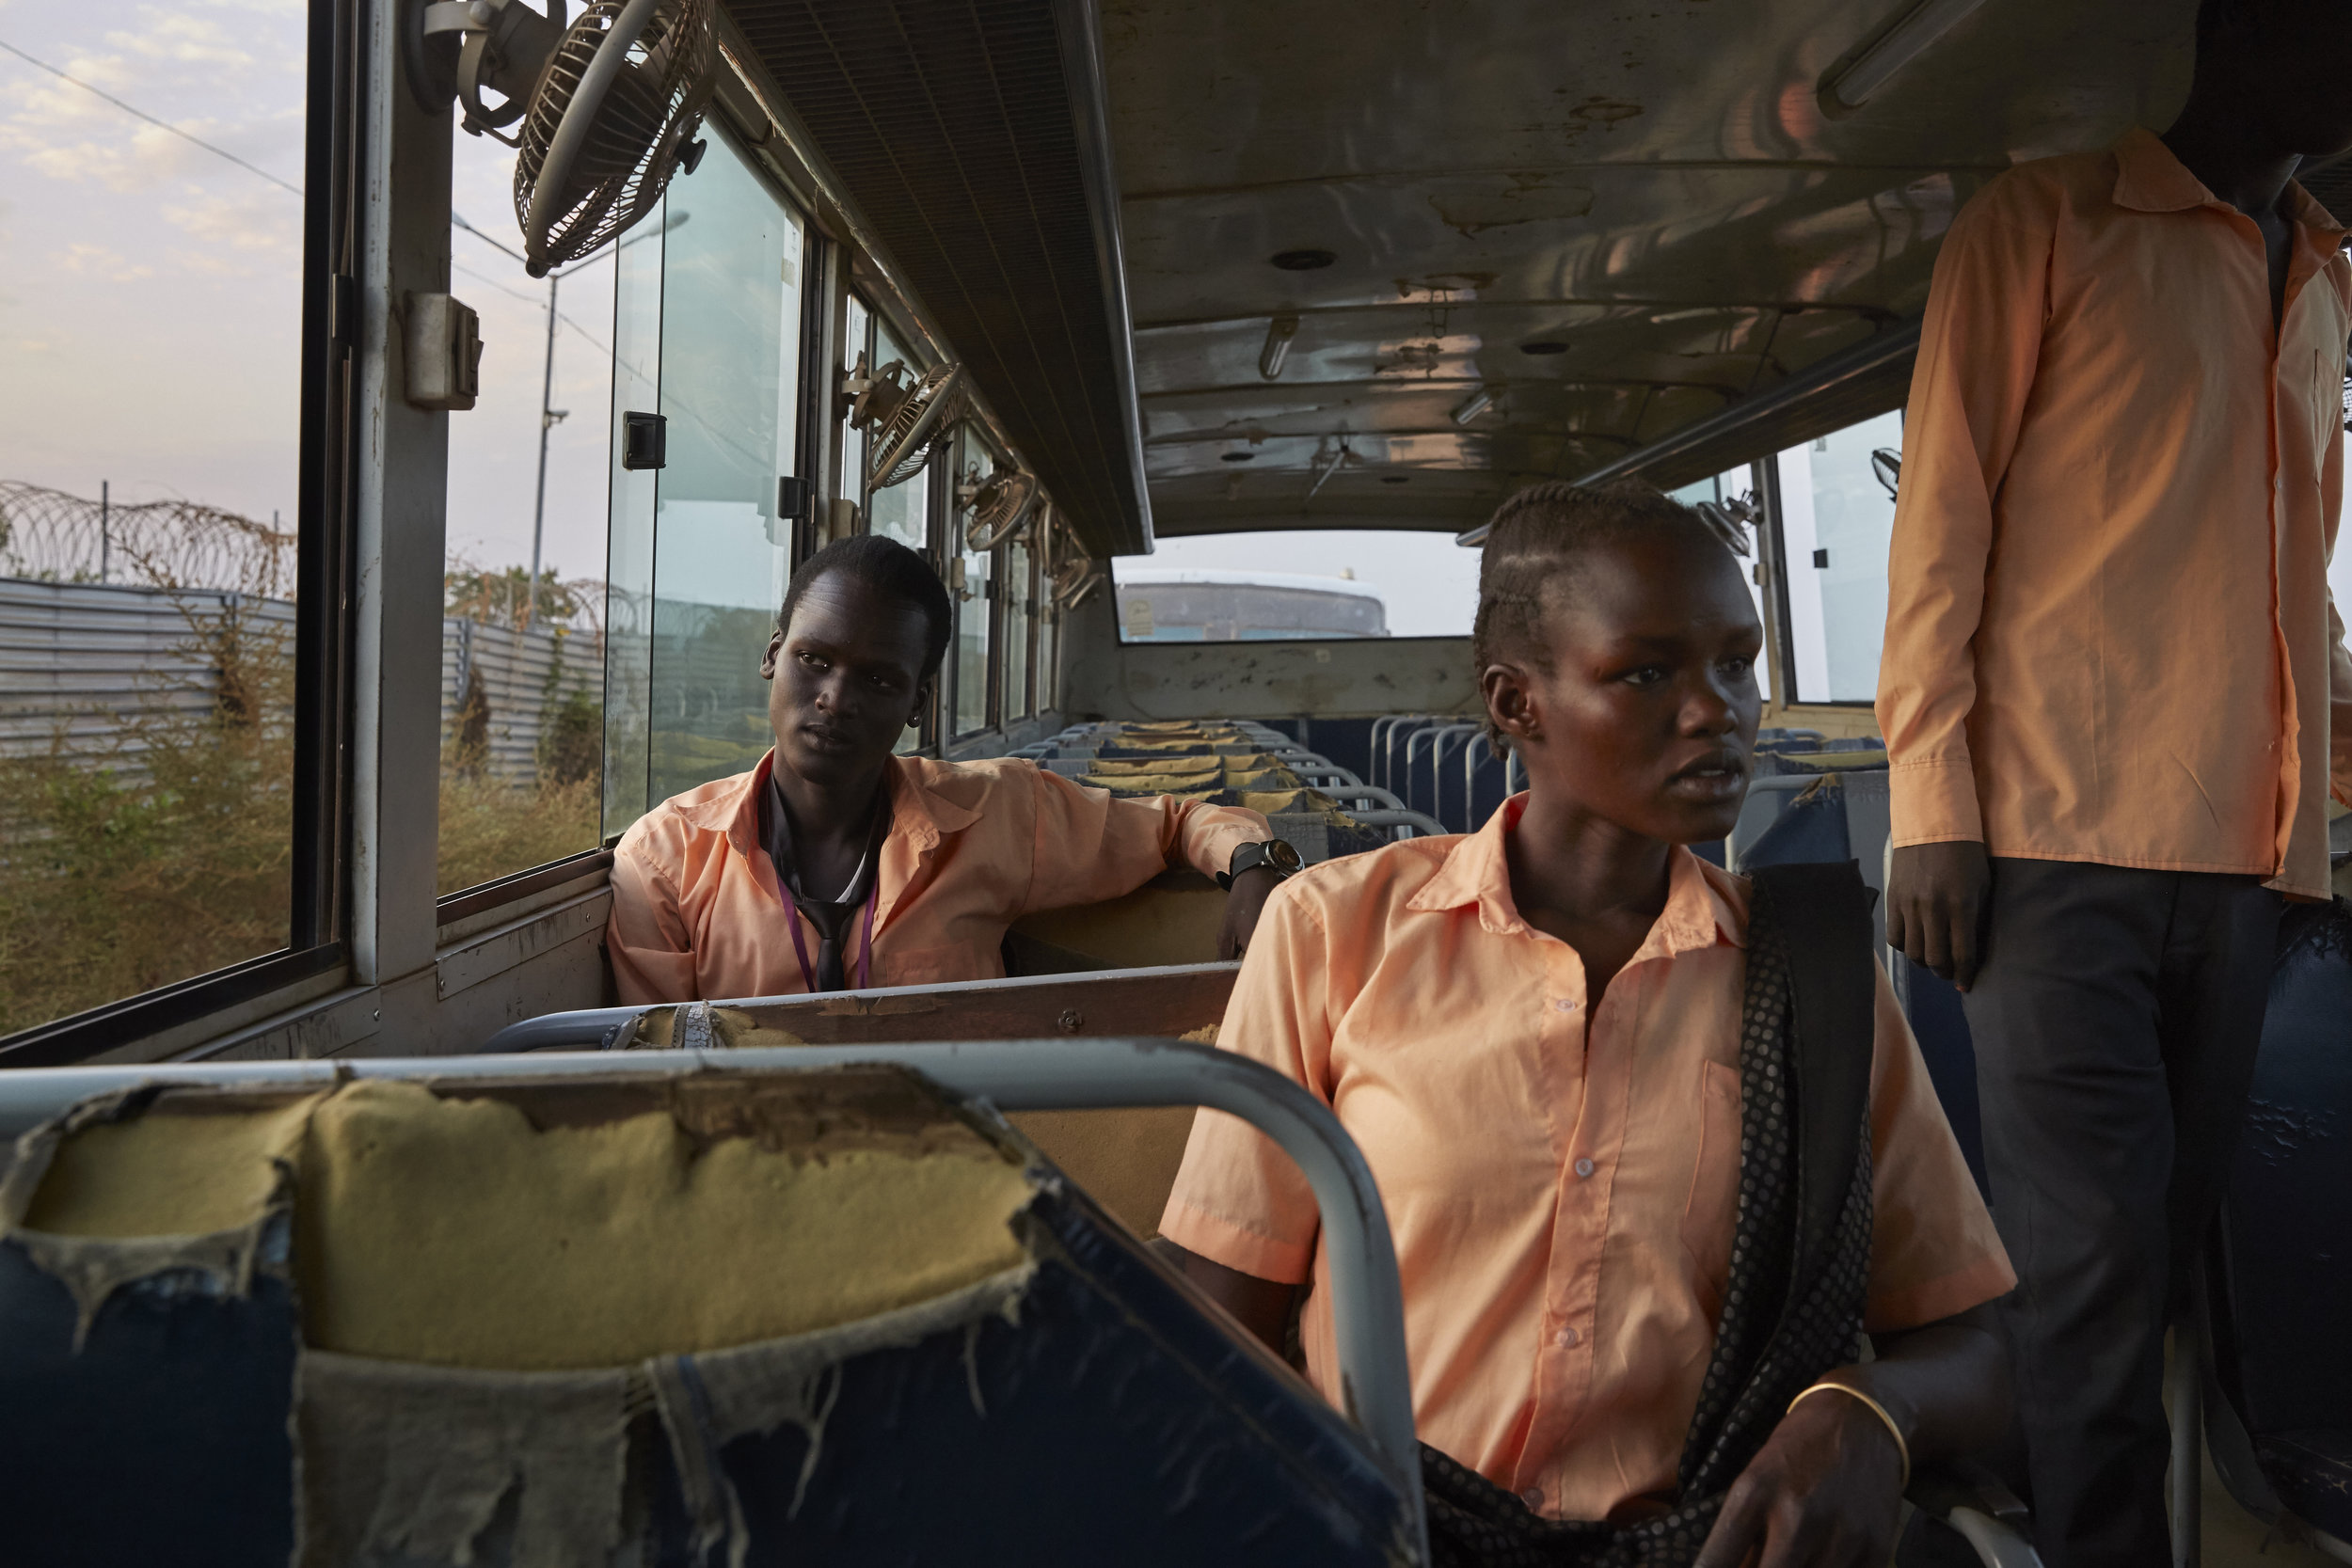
[0,0,362,1067]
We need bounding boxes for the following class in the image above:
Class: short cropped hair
[1470,479,1727,754]
[777,534,953,680]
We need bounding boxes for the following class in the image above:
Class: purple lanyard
[785,888,876,993]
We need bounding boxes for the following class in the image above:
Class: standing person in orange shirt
[604,535,1289,1003]
[1163,483,2014,1565]
[1879,4,2352,1561]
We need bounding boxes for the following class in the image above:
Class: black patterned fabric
[1422,867,1879,1568]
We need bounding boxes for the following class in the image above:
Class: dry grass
[0,594,605,1037]
[437,772,602,895]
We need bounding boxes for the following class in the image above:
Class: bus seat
[0,1069,1410,1565]
[606,961,1243,1240]
[1732,774,1989,1200]
[1009,869,1227,971]
[2199,896,2352,1556]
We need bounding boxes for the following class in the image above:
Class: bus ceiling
[720,0,2242,552]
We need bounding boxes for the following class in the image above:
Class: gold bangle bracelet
[1788,1380,1912,1492]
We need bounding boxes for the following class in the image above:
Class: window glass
[1775,410,1903,704]
[1035,528,1059,715]
[839,294,869,531]
[611,129,806,813]
[953,428,994,735]
[1667,467,1772,704]
[1003,535,1032,720]
[438,128,618,895]
[864,322,929,553]
[0,4,308,1033]
[1111,529,1478,641]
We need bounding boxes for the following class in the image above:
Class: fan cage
[515,0,717,275]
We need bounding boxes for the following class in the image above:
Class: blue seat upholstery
[2205,896,2352,1548]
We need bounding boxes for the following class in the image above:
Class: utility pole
[99,480,109,584]
[525,267,567,630]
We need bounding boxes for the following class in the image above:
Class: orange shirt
[606,752,1268,1003]
[1160,799,2013,1524]
[1878,128,2352,898]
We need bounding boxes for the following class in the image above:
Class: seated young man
[606,535,1287,1003]
[1160,483,2015,1564]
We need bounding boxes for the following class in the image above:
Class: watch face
[1267,839,1303,872]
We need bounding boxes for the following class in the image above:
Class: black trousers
[1962,859,2280,1568]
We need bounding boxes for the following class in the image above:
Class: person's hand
[1886,841,1993,990]
[1692,1388,1906,1568]
[1216,865,1283,958]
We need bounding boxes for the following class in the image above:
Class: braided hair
[1470,480,1729,756]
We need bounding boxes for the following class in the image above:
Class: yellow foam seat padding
[1084,756,1220,780]
[18,1078,1037,1372]
[1221,767,1301,792]
[1238,788,1358,824]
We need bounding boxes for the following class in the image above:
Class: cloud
[56,240,152,280]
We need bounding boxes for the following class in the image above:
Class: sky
[1117,528,1484,639]
[0,0,614,587]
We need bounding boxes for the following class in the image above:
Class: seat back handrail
[0,1039,1430,1561]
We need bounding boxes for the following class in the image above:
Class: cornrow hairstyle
[777,534,954,680]
[1470,479,1729,755]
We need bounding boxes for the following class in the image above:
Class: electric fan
[1692,489,1761,557]
[1869,447,1902,501]
[847,354,966,489]
[1051,558,1103,610]
[960,466,1041,552]
[405,0,718,277]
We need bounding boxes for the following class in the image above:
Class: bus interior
[3,0,2350,1562]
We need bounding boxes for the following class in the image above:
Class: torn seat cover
[0,1066,1410,1567]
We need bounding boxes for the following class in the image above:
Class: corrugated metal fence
[0,577,600,784]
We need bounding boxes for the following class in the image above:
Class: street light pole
[525,267,567,629]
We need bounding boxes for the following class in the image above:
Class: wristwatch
[1218,838,1303,888]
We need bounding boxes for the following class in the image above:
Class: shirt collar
[1404,793,1741,958]
[2112,126,2351,245]
[675,751,981,873]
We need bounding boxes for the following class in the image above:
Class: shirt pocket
[1678,1060,1744,1322]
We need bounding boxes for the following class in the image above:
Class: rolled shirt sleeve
[1157,879,1329,1283]
[1877,176,2055,848]
[1017,765,1269,915]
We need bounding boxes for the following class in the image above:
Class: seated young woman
[1158,483,2015,1565]
[606,535,1286,1003]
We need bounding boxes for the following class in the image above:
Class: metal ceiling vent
[726,0,1152,555]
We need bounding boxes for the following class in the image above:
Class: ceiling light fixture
[1260,314,1300,380]
[1818,0,1987,115]
[1452,388,1496,424]
[1220,451,1255,463]
[1269,248,1336,271]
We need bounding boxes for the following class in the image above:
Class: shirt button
[1574,1157,1596,1179]
[1553,998,1579,1013]
[1520,1485,1545,1510]
[1555,1326,1581,1348]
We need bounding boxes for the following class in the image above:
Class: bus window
[0,4,318,1037]
[1667,468,1772,704]
[1773,411,1904,704]
[865,321,930,555]
[1110,529,1479,641]
[952,428,996,736]
[606,129,809,816]
[1004,532,1034,721]
[439,123,618,896]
